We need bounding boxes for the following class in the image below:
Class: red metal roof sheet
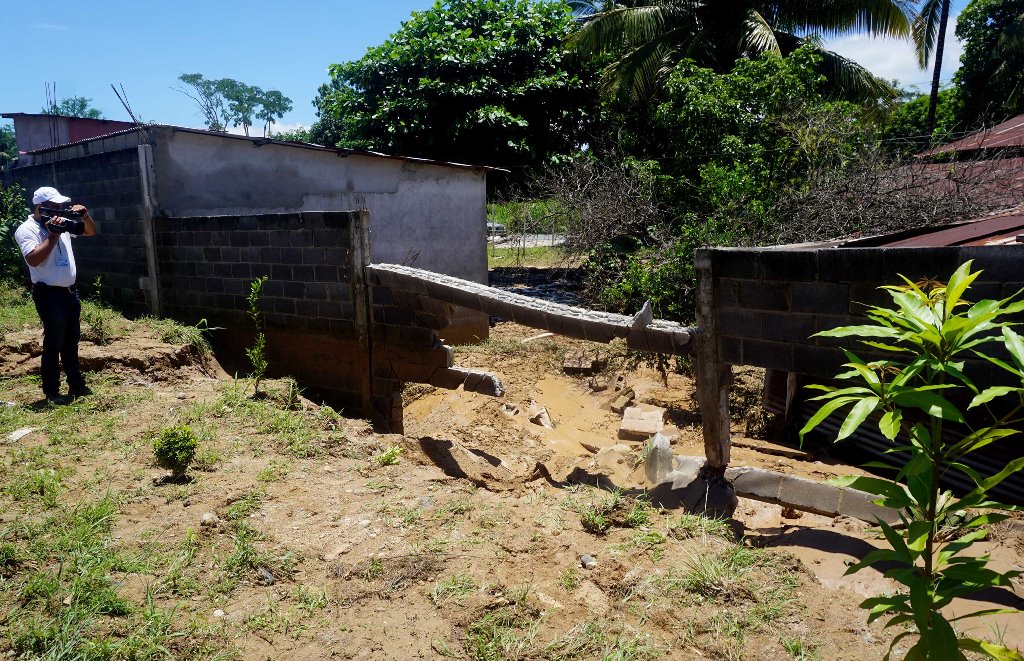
[919,114,1024,156]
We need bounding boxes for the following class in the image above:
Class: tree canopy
[41,96,104,119]
[566,0,913,105]
[176,74,293,136]
[954,0,1024,126]
[311,0,600,170]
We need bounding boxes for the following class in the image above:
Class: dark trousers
[31,284,84,397]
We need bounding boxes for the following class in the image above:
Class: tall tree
[914,0,953,142]
[566,0,914,104]
[176,74,293,136]
[311,0,600,170]
[41,96,104,119]
[0,125,16,168]
[953,0,1024,126]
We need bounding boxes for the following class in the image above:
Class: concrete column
[694,249,732,473]
[137,144,162,317]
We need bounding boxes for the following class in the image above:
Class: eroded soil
[0,317,1021,660]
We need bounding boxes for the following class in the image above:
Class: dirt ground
[1,315,1022,660]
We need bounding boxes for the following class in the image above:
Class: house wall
[4,115,138,154]
[1,144,152,313]
[147,128,489,341]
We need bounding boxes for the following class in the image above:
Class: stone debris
[200,512,220,528]
[587,374,612,392]
[618,406,666,440]
[212,609,226,618]
[6,427,37,443]
[527,402,554,429]
[610,388,635,414]
[562,350,608,376]
[580,554,597,570]
[643,433,674,484]
[501,403,520,417]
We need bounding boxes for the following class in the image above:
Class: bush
[153,425,199,478]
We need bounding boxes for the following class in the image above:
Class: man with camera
[14,186,97,405]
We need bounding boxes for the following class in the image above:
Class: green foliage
[271,125,311,143]
[177,73,293,136]
[0,181,29,281]
[0,124,16,168]
[246,276,269,396]
[953,0,1024,127]
[153,425,199,478]
[375,445,403,466]
[801,261,1024,660]
[312,0,599,171]
[882,88,961,156]
[41,96,103,119]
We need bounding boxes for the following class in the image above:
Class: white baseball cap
[32,186,71,206]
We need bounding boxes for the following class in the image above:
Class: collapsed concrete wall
[696,245,1024,501]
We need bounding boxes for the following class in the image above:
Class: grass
[668,513,734,541]
[487,245,568,269]
[431,574,478,605]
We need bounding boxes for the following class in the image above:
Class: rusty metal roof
[919,114,1024,156]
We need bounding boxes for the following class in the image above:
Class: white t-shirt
[14,215,77,287]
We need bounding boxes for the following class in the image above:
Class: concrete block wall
[154,211,371,413]
[704,245,1024,384]
[1,147,150,312]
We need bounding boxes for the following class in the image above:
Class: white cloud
[823,13,964,92]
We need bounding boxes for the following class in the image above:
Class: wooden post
[694,249,732,473]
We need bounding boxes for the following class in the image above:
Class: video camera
[40,209,86,236]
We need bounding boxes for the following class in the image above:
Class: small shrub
[246,276,269,396]
[153,425,199,478]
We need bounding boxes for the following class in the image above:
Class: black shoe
[68,386,93,400]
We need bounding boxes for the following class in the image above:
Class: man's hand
[70,203,97,237]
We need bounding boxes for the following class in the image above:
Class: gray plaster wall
[147,129,488,284]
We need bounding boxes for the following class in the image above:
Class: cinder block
[761,249,817,280]
[430,368,468,390]
[718,309,761,338]
[728,467,783,501]
[737,281,789,311]
[741,338,794,371]
[778,475,842,515]
[791,282,851,314]
[761,311,816,343]
[838,488,902,525]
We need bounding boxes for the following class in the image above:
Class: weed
[558,566,582,591]
[293,585,329,613]
[781,635,821,660]
[257,460,291,482]
[668,514,734,541]
[675,544,762,599]
[466,604,541,660]
[245,276,269,396]
[431,574,477,605]
[362,557,384,580]
[226,489,267,522]
[143,315,218,354]
[375,445,403,466]
[80,300,117,345]
[580,504,611,534]
[622,497,653,528]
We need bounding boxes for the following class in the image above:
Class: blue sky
[4,0,970,134]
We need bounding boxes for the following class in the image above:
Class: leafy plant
[153,425,199,479]
[375,445,403,466]
[801,261,1024,660]
[246,276,269,396]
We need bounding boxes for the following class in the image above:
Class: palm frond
[812,45,900,104]
[566,5,670,57]
[601,25,696,102]
[739,9,782,57]
[777,0,914,39]
[912,0,945,68]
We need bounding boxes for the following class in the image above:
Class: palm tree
[914,0,952,142]
[567,0,915,104]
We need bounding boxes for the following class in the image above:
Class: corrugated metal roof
[918,113,1024,156]
[9,122,507,173]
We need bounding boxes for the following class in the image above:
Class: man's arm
[70,204,97,236]
[22,233,59,267]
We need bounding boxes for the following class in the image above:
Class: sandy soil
[1,319,1021,659]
